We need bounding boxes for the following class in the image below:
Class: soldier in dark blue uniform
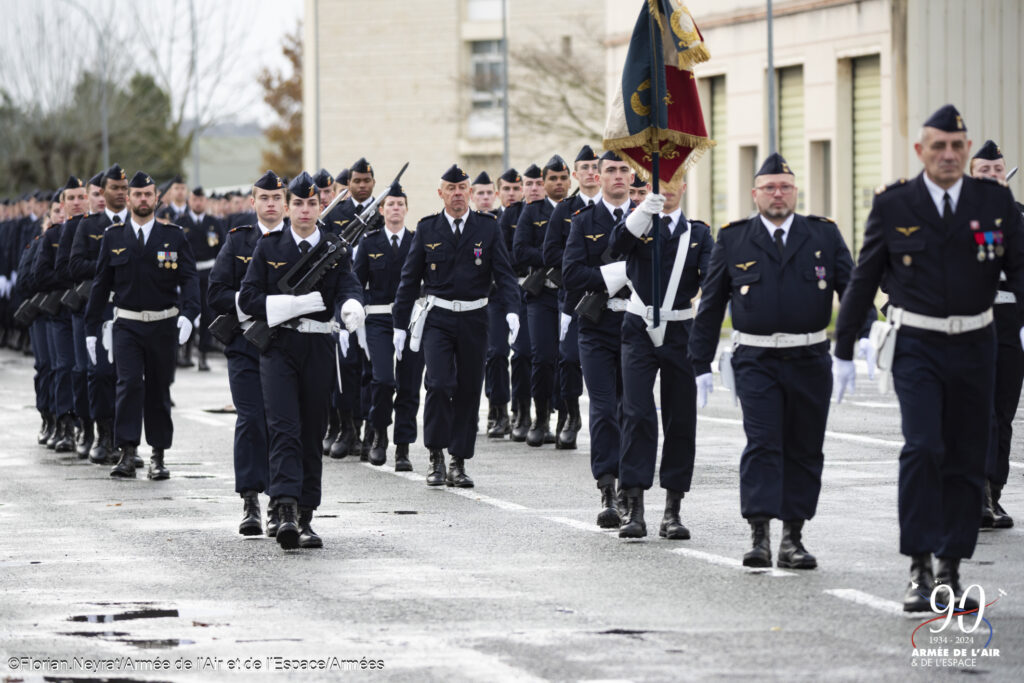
[353,184,425,470]
[393,164,520,487]
[179,186,227,372]
[313,168,337,208]
[969,140,1020,529]
[471,171,499,216]
[85,171,201,481]
[834,105,1024,612]
[690,153,853,568]
[21,208,52,445]
[629,175,650,204]
[208,170,287,537]
[611,177,714,540]
[513,155,571,447]
[482,169,517,438]
[499,166,537,441]
[239,171,365,550]
[563,151,634,527]
[544,145,602,449]
[71,164,128,465]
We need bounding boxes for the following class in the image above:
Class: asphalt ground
[0,344,1022,682]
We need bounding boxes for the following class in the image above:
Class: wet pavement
[1,347,1022,681]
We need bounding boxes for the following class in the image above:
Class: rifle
[1006,167,1019,183]
[575,290,609,324]
[39,290,65,316]
[521,268,547,296]
[545,266,563,288]
[14,292,45,326]
[60,280,92,313]
[242,162,410,352]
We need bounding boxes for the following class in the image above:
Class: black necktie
[587,199,593,207]
[662,215,673,236]
[454,217,463,240]
[355,204,364,215]
[298,240,310,254]
[613,208,623,223]
[137,228,144,249]
[391,234,399,251]
[774,228,785,257]
[942,192,953,222]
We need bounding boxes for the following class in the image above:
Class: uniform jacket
[353,228,412,306]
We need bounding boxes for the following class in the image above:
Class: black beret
[104,163,126,182]
[335,168,350,185]
[575,145,598,162]
[88,172,105,187]
[350,157,374,176]
[128,171,155,188]
[288,171,318,199]
[544,155,569,174]
[599,150,622,162]
[630,174,648,188]
[312,168,334,188]
[441,164,470,183]
[973,139,1002,161]
[253,170,285,191]
[923,104,966,133]
[169,174,185,185]
[385,183,407,199]
[472,171,493,186]
[63,175,84,192]
[755,152,794,178]
[191,186,205,197]
[499,168,522,184]
[523,163,542,179]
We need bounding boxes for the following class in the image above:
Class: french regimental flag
[603,0,714,187]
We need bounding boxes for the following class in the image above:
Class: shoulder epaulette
[475,210,497,219]
[527,199,545,206]
[689,218,709,227]
[261,228,284,238]
[975,175,1008,188]
[807,215,836,223]
[229,224,255,233]
[418,212,441,225]
[874,178,907,195]
[719,219,747,230]
[571,203,595,217]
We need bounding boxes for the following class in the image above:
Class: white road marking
[176,409,235,429]
[360,462,528,510]
[700,416,904,448]
[668,547,797,577]
[824,588,920,618]
[543,515,614,535]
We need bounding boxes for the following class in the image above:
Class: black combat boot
[556,400,580,450]
[76,419,94,459]
[330,413,355,459]
[322,409,341,455]
[510,398,530,442]
[991,484,1014,528]
[659,490,690,540]
[777,520,817,569]
[903,553,934,612]
[446,456,474,488]
[197,350,210,371]
[45,415,59,449]
[177,342,194,368]
[616,484,628,521]
[147,448,170,480]
[742,518,772,567]
[298,508,323,548]
[526,398,550,447]
[619,488,646,538]
[426,449,446,487]
[53,414,76,452]
[110,445,137,478]
[132,449,145,468]
[488,403,511,438]
[596,474,621,529]
[544,406,558,444]
[394,443,413,472]
[935,557,979,611]
[487,402,497,432]
[358,421,373,461]
[37,411,54,445]
[981,481,996,528]
[275,498,300,549]
[368,427,388,466]
[239,491,262,536]
[265,502,280,537]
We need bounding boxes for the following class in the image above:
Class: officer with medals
[208,170,286,537]
[70,164,128,466]
[690,153,854,567]
[393,164,520,487]
[513,155,571,447]
[180,186,227,372]
[834,105,1024,612]
[544,145,602,450]
[353,183,424,470]
[85,171,201,480]
[969,140,1020,529]
[610,175,714,540]
[562,151,634,527]
[239,171,365,550]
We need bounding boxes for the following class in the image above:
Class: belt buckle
[949,318,963,334]
[141,311,153,323]
[452,301,463,312]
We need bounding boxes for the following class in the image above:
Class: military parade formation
[1,102,1022,615]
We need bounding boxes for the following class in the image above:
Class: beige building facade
[306,0,1024,251]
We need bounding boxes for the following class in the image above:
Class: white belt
[736,329,828,348]
[625,299,693,322]
[364,303,393,315]
[606,298,628,312]
[113,306,178,323]
[426,295,488,312]
[889,306,993,335]
[283,318,339,334]
[240,319,254,331]
[196,259,216,271]
[995,290,1016,305]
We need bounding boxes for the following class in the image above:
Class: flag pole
[648,7,662,328]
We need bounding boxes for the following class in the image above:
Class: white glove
[1019,326,1024,352]
[355,325,370,360]
[599,261,628,295]
[559,312,571,342]
[101,320,113,363]
[177,316,193,345]
[86,336,98,365]
[339,329,350,357]
[506,312,520,345]
[234,291,251,322]
[10,270,16,286]
[625,193,665,238]
[340,298,365,332]
[265,292,325,327]
[696,372,714,409]
[833,358,856,403]
[858,337,877,380]
[394,328,407,361]
[0,275,8,297]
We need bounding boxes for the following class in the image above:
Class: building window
[467,39,505,138]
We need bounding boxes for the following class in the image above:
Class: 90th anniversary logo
[910,584,1005,669]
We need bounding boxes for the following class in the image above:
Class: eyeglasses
[756,184,796,195]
